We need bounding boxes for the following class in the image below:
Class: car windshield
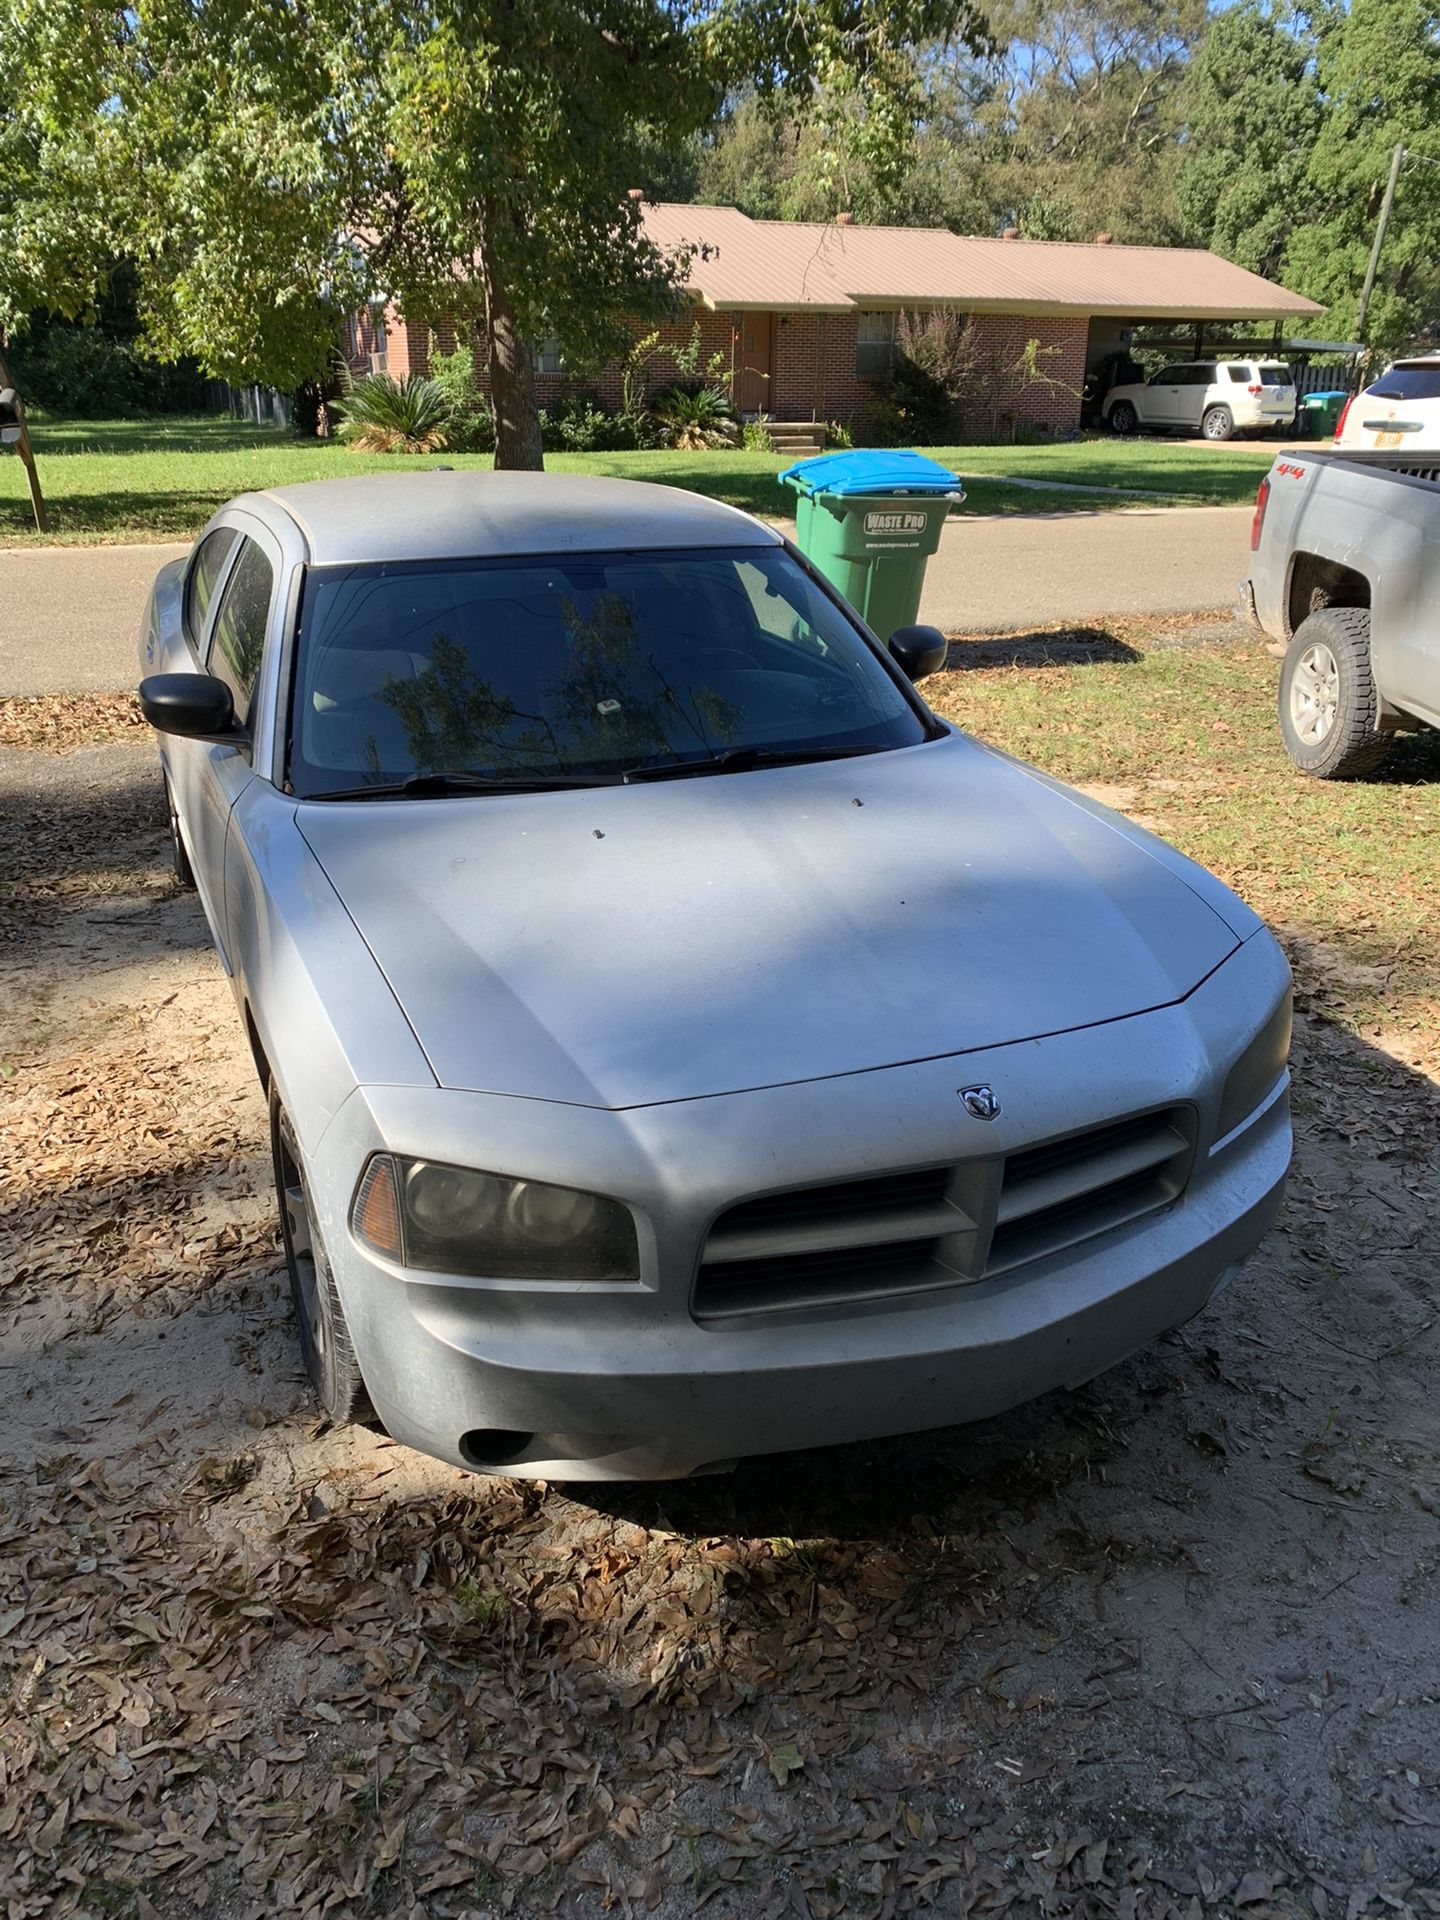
[289,546,931,796]
[1259,366,1292,386]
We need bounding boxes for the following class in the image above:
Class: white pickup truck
[1242,445,1440,777]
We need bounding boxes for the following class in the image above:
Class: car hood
[298,733,1239,1110]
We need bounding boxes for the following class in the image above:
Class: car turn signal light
[353,1155,403,1258]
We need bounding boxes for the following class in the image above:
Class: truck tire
[1109,401,1138,435]
[1201,405,1234,442]
[1278,607,1390,779]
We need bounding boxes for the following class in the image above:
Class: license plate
[1377,430,1403,447]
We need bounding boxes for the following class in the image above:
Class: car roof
[240,471,781,566]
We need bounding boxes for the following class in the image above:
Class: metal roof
[251,472,779,565]
[641,204,1324,321]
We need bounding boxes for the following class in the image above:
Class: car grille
[693,1108,1194,1320]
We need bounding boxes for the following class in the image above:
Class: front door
[736,313,773,415]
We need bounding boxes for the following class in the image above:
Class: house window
[368,304,388,374]
[856,312,897,379]
[532,338,564,376]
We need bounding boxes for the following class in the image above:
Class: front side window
[208,538,274,721]
[856,312,897,379]
[184,527,239,647]
[289,546,931,797]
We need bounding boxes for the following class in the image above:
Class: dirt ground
[2,700,1438,1920]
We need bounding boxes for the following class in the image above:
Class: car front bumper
[310,932,1292,1480]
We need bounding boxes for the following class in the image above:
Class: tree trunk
[477,206,544,471]
[0,343,48,535]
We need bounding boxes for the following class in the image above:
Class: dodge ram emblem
[960,1085,1001,1121]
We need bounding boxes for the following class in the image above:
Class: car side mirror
[888,624,948,682]
[139,672,245,742]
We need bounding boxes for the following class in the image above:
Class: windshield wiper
[302,770,617,800]
[622,744,884,784]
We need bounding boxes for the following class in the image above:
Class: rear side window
[1367,362,1440,402]
[1176,366,1212,386]
[1225,365,1251,384]
[208,538,274,720]
[184,528,238,646]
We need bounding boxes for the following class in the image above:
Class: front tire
[1109,400,1138,435]
[1278,606,1390,779]
[1201,404,1234,442]
[163,771,195,889]
[271,1086,374,1424]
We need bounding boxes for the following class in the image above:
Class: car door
[1173,365,1213,432]
[1144,364,1190,426]
[172,523,281,970]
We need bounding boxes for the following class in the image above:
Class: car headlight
[351,1154,640,1280]
[1215,989,1292,1142]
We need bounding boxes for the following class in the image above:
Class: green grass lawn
[0,413,1280,547]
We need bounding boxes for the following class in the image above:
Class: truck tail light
[1248,383,1263,396]
[1250,475,1271,551]
[1334,396,1353,442]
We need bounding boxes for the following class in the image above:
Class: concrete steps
[765,422,828,456]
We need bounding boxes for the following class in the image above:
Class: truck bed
[1274,444,1440,487]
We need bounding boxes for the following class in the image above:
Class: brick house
[357,202,1322,441]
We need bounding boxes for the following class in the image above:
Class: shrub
[337,372,452,453]
[427,338,494,452]
[9,322,206,417]
[742,415,775,453]
[651,381,738,451]
[825,420,854,450]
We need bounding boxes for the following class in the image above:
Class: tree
[1285,0,1440,348]
[1176,3,1320,280]
[10,0,988,470]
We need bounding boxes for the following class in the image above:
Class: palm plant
[337,372,452,453]
[650,381,738,451]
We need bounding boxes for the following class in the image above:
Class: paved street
[1,541,189,695]
[0,504,1252,694]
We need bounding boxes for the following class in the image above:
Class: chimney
[1001,227,1020,240]
[626,187,645,201]
[835,211,855,226]
[1095,232,1114,244]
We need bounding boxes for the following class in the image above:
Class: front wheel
[1201,405,1234,442]
[1277,606,1390,779]
[271,1087,374,1424]
[162,771,195,889]
[1109,400,1138,435]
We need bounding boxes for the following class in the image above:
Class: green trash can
[1300,390,1348,439]
[779,449,964,639]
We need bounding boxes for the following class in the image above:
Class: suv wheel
[271,1086,375,1424]
[1109,400,1138,435]
[1201,404,1234,442]
[1278,606,1390,779]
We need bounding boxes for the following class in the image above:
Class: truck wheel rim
[277,1109,325,1365]
[1204,411,1227,439]
[1291,642,1340,743]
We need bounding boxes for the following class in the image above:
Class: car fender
[225,780,436,1165]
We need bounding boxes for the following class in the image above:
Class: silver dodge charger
[138,472,1291,1480]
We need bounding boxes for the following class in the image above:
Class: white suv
[1103,361,1298,441]
[1334,355,1440,452]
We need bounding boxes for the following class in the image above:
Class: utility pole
[1355,143,1405,349]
